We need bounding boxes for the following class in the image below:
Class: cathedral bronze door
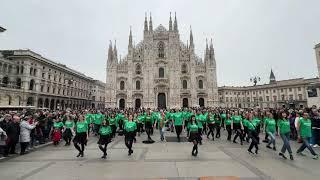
[182,98,188,108]
[157,93,166,109]
[135,99,141,109]
[199,98,204,107]
[119,99,125,109]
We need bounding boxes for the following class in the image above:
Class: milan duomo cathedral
[105,13,218,109]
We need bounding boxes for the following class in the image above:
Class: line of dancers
[49,108,319,160]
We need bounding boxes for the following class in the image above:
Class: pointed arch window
[182,80,187,89]
[158,41,165,58]
[135,64,141,74]
[198,80,203,89]
[159,67,164,78]
[120,81,125,90]
[136,80,141,90]
[181,64,187,73]
[29,79,35,90]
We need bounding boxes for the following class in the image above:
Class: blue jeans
[159,127,165,140]
[267,132,276,147]
[280,133,292,154]
[297,137,317,156]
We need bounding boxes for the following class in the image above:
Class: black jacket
[6,121,20,141]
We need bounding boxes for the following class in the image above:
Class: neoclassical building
[105,13,218,109]
[0,50,103,110]
[218,42,320,109]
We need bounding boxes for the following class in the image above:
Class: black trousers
[145,122,153,140]
[6,139,18,154]
[125,132,135,152]
[215,124,221,138]
[226,125,232,141]
[110,125,117,137]
[20,142,29,154]
[233,124,243,144]
[248,130,259,152]
[207,124,215,139]
[175,125,182,141]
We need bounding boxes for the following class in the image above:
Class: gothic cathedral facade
[105,13,218,109]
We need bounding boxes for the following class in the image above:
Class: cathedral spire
[128,26,133,48]
[270,69,276,84]
[209,38,214,60]
[108,40,113,63]
[205,38,209,61]
[174,12,178,32]
[113,40,118,61]
[144,12,148,32]
[189,26,194,50]
[149,12,153,32]
[169,12,172,31]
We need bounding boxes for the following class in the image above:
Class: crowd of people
[0,107,319,160]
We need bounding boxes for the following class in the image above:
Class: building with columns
[91,80,106,109]
[0,50,99,110]
[105,13,218,109]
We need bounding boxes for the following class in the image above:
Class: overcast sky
[1,0,320,86]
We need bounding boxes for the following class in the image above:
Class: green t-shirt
[232,115,242,124]
[252,118,261,127]
[108,118,117,126]
[299,118,312,138]
[125,121,137,132]
[195,115,203,128]
[94,114,104,125]
[266,118,276,133]
[173,112,183,126]
[278,119,290,134]
[189,123,199,132]
[165,112,172,120]
[144,115,153,123]
[247,121,256,131]
[220,114,226,121]
[85,114,93,124]
[99,125,112,135]
[138,115,145,123]
[242,119,249,127]
[64,121,74,129]
[76,121,88,133]
[53,122,64,129]
[225,118,232,126]
[207,114,215,123]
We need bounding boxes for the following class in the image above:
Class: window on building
[289,95,293,101]
[33,69,37,76]
[182,80,187,89]
[48,74,51,80]
[266,90,268,93]
[29,79,35,90]
[53,88,56,94]
[158,41,165,58]
[289,88,292,92]
[281,89,284,93]
[159,67,164,78]
[266,96,269,101]
[16,78,21,89]
[136,80,140,90]
[298,87,301,91]
[298,94,302,100]
[230,97,233,102]
[281,95,285,101]
[226,97,229,102]
[135,64,141,74]
[273,89,276,93]
[181,64,187,73]
[30,67,33,75]
[47,86,50,93]
[307,87,318,97]
[120,81,125,90]
[40,85,44,92]
[42,73,45,78]
[273,96,277,101]
[198,80,203,89]
[247,97,250,102]
[259,96,263,102]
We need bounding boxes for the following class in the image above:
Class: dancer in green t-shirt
[189,115,200,156]
[98,120,112,159]
[278,112,293,160]
[124,114,137,156]
[73,115,88,158]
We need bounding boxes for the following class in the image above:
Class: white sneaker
[313,144,319,148]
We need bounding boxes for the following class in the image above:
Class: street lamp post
[250,76,261,86]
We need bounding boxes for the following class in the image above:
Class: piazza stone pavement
[0,130,319,180]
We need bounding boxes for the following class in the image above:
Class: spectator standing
[20,116,37,155]
[6,115,20,154]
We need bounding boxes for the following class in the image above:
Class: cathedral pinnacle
[144,12,148,32]
[149,12,153,31]
[108,40,113,62]
[174,12,178,32]
[189,26,194,49]
[169,12,172,31]
[128,26,133,48]
[113,40,118,61]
